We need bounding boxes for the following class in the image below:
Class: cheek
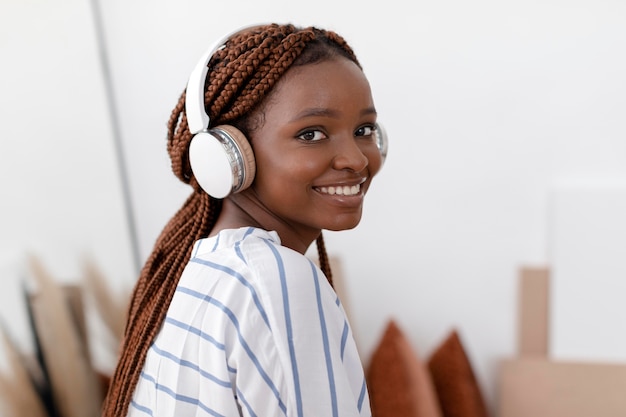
[254,153,322,193]
[272,150,327,177]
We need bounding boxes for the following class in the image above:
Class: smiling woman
[227,58,383,248]
[102,23,387,417]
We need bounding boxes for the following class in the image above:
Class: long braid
[102,23,359,416]
[316,233,333,286]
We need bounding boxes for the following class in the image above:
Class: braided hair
[102,23,361,416]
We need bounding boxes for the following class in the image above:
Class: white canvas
[549,184,626,361]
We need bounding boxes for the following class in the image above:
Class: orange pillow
[427,330,490,417]
[366,320,442,417]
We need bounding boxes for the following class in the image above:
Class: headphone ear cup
[188,124,256,199]
[216,124,256,192]
[375,122,389,166]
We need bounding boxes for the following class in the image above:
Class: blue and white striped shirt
[129,227,371,417]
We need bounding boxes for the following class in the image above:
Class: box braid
[102,23,361,416]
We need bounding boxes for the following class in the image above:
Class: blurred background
[1,0,626,414]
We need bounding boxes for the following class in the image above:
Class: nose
[332,135,369,172]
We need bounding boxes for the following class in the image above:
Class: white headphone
[186,25,388,199]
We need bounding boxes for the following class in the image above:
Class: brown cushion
[366,319,442,417]
[427,330,490,417]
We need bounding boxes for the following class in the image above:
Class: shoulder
[215,228,325,288]
[243,236,332,297]
[177,227,336,325]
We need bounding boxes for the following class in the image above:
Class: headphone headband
[186,24,267,134]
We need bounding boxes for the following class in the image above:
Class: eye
[355,124,376,138]
[297,129,327,142]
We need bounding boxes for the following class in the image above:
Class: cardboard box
[499,357,626,417]
[500,265,626,416]
[518,267,549,356]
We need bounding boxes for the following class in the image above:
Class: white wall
[3,0,626,412]
[0,0,136,366]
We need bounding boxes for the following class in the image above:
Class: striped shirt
[129,227,371,417]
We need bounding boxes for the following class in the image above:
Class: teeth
[317,184,360,196]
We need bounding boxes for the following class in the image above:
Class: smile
[315,184,361,196]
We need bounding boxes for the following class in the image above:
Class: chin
[325,218,362,232]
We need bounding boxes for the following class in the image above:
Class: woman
[103,23,386,416]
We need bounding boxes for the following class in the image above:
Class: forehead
[264,57,375,117]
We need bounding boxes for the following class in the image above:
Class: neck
[211,192,319,254]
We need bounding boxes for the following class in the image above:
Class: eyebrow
[289,106,377,123]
